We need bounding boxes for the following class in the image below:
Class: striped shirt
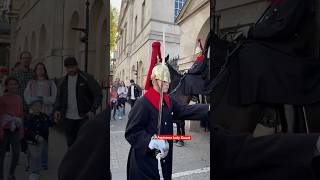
[10,69,33,112]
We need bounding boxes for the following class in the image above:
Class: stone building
[115,0,183,86]
[5,0,108,82]
[0,0,10,67]
[177,0,270,71]
[176,0,210,71]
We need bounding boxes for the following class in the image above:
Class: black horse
[166,54,210,130]
[207,0,320,134]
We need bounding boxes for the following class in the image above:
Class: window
[174,0,185,19]
[124,23,127,49]
[141,1,145,30]
[120,31,123,52]
[134,15,138,38]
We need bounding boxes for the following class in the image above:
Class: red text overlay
[156,135,192,140]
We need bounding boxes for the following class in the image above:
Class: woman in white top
[23,62,57,170]
[24,63,57,115]
[116,81,127,120]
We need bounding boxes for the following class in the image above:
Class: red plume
[195,39,205,64]
[144,41,162,90]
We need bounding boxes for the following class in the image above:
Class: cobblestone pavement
[3,127,67,180]
[110,104,210,180]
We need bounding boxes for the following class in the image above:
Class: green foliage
[110,6,119,52]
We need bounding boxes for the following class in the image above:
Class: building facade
[0,0,10,67]
[177,0,270,71]
[5,0,108,82]
[115,0,183,87]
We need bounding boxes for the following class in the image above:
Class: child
[0,77,24,180]
[110,86,118,120]
[24,97,52,180]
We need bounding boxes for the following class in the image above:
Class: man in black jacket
[127,79,142,107]
[54,57,102,147]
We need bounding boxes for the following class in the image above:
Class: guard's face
[66,65,78,76]
[157,80,170,93]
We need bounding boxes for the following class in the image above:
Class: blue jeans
[0,131,20,179]
[28,138,45,180]
[41,140,48,167]
[116,107,125,119]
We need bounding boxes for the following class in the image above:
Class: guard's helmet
[151,63,171,83]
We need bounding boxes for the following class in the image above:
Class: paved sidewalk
[110,104,210,180]
[3,127,67,180]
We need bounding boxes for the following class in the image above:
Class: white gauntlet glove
[148,135,169,159]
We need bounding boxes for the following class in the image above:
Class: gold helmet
[151,63,171,83]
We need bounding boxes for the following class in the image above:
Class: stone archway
[23,36,29,51]
[18,46,21,57]
[196,17,210,53]
[87,0,103,75]
[131,64,136,81]
[122,69,125,81]
[38,25,47,61]
[66,11,80,59]
[30,31,37,60]
[138,61,144,87]
[96,18,107,82]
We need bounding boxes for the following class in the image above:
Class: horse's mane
[166,59,191,105]
[167,62,182,93]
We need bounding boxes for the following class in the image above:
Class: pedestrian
[113,78,120,90]
[24,97,52,180]
[10,51,33,108]
[54,57,102,147]
[174,120,185,147]
[9,51,33,163]
[127,79,141,108]
[116,81,127,120]
[24,63,57,170]
[0,67,9,96]
[0,77,24,180]
[125,62,209,180]
[110,86,118,120]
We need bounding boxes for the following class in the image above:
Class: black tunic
[125,97,208,180]
[213,126,320,180]
[228,0,320,105]
[58,110,110,180]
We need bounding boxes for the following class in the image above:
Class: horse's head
[165,55,182,92]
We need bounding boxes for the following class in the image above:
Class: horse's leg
[277,105,288,133]
[212,78,262,133]
[283,104,295,132]
[295,103,320,133]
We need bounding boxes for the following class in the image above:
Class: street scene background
[110,104,210,180]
